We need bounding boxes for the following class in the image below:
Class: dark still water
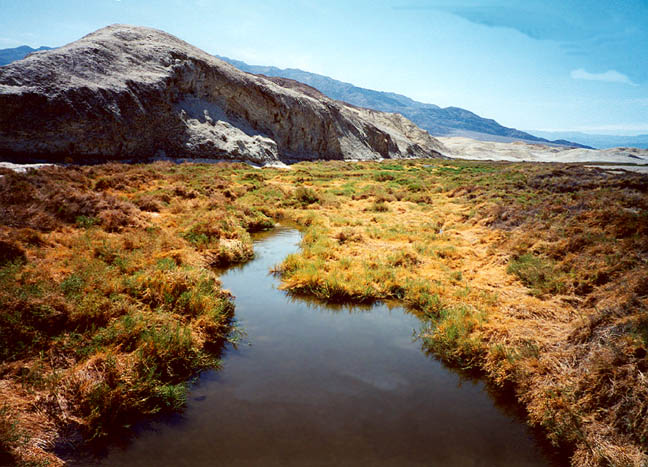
[96,226,555,466]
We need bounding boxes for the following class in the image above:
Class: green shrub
[508,253,565,296]
[294,187,320,205]
[61,274,85,298]
[422,305,485,367]
[76,215,98,228]
[373,171,395,181]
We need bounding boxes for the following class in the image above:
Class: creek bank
[92,226,555,466]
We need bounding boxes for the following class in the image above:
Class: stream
[95,226,557,466]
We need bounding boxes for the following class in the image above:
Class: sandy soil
[439,137,648,166]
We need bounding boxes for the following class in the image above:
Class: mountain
[0,45,593,150]
[217,56,590,149]
[0,45,52,66]
[528,130,648,150]
[0,25,446,165]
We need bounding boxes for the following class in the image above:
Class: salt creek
[94,226,554,466]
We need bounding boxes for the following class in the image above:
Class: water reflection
[87,226,563,466]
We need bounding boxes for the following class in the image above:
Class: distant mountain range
[0,45,52,66]
[0,45,595,149]
[216,56,591,148]
[528,130,648,150]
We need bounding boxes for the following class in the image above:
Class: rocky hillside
[0,25,446,165]
[218,56,590,148]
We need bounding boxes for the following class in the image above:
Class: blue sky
[1,0,646,135]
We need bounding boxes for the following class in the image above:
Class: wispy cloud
[393,2,597,42]
[570,68,638,86]
[393,2,648,83]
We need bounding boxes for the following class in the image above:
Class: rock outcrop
[0,25,446,164]
[217,55,591,148]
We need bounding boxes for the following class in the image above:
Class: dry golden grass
[0,162,270,464]
[268,160,648,466]
[1,159,646,465]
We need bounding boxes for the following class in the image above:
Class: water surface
[97,226,555,466]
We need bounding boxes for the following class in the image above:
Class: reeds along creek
[0,159,647,466]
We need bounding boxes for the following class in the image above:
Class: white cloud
[570,68,638,86]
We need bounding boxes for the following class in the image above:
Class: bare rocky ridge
[0,25,447,164]
[216,56,592,148]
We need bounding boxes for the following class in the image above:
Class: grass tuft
[507,253,566,296]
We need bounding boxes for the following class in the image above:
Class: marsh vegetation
[0,159,646,466]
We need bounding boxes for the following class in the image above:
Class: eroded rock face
[0,25,446,164]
